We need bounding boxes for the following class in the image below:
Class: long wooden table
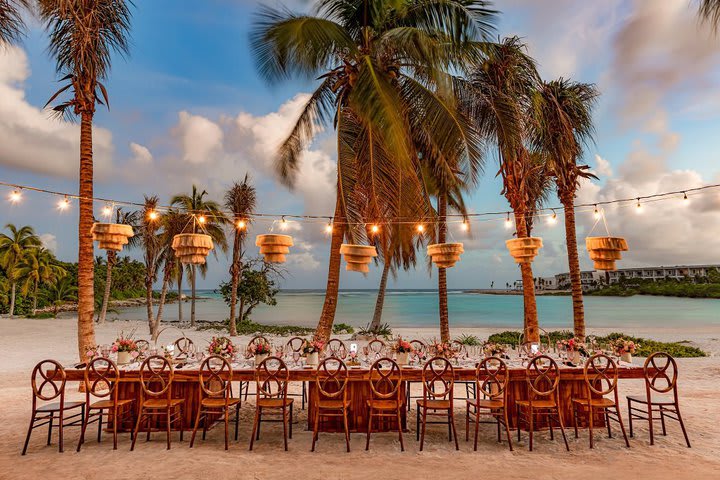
[64,364,646,434]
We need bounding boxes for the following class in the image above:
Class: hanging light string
[2,179,718,227]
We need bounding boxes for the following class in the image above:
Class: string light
[148,210,159,221]
[279,216,288,230]
[546,210,558,225]
[416,224,425,233]
[57,196,70,211]
[370,224,380,234]
[102,204,112,218]
[593,205,600,220]
[197,214,206,224]
[9,189,21,204]
[504,213,513,229]
[460,220,469,232]
[237,219,246,230]
[635,198,643,214]
[682,192,689,204]
[324,222,333,234]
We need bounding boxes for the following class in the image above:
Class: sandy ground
[1,317,719,480]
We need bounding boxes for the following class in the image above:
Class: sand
[1,317,719,480]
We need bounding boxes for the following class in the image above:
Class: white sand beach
[1,317,719,480]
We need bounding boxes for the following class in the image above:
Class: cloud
[38,233,57,253]
[129,142,153,164]
[173,111,224,164]
[0,46,115,178]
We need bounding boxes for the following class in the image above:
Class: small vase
[254,353,268,366]
[621,352,632,364]
[117,351,132,365]
[306,352,319,366]
[569,351,581,364]
[396,352,409,366]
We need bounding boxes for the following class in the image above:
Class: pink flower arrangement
[430,341,456,359]
[112,333,138,353]
[249,341,272,355]
[483,342,507,356]
[86,346,100,359]
[391,338,414,353]
[611,338,638,355]
[208,336,234,359]
[557,337,586,352]
[301,338,324,354]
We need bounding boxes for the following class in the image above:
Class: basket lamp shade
[427,243,464,268]
[91,223,134,252]
[171,233,214,265]
[339,244,378,273]
[586,237,629,271]
[505,237,543,264]
[255,234,294,263]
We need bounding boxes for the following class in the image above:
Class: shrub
[455,334,482,346]
[25,312,56,319]
[200,320,315,337]
[332,323,354,335]
[358,322,392,339]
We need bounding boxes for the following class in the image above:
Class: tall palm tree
[0,224,41,317]
[0,0,29,44]
[532,78,599,340]
[465,37,544,342]
[153,208,184,338]
[38,0,133,360]
[171,185,228,326]
[98,208,140,324]
[139,195,162,336]
[43,276,78,318]
[17,247,66,315]
[251,0,494,341]
[224,175,256,336]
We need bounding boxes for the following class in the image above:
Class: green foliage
[201,319,314,337]
[332,323,354,335]
[358,322,392,339]
[219,258,282,323]
[589,272,720,299]
[487,331,522,346]
[455,333,482,346]
[26,312,56,319]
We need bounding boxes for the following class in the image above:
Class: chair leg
[256,411,262,440]
[473,409,481,451]
[130,408,143,451]
[517,404,522,443]
[416,407,420,441]
[224,408,230,451]
[419,408,428,452]
[528,407,533,452]
[503,408,514,452]
[235,403,240,441]
[365,410,372,451]
[77,407,90,452]
[605,409,612,438]
[21,412,36,455]
[311,407,320,452]
[615,406,631,448]
[47,412,54,446]
[282,406,289,451]
[557,408,570,452]
[289,403,293,439]
[676,405,692,448]
[190,405,203,448]
[344,409,351,453]
[465,406,469,442]
[627,398,634,437]
[113,407,119,450]
[450,410,459,451]
[166,409,172,450]
[659,405,667,436]
[588,405,594,449]
[179,405,184,442]
[647,399,655,446]
[396,409,404,452]
[249,408,260,451]
[57,410,65,453]
[496,411,501,442]
[97,409,103,443]
[573,403,579,439]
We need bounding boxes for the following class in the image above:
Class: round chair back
[286,336,304,353]
[410,340,427,357]
[583,354,618,396]
[422,357,455,400]
[84,357,120,399]
[173,337,195,356]
[248,335,270,355]
[255,356,289,399]
[139,355,174,398]
[368,338,386,356]
[316,357,349,399]
[135,340,150,356]
[525,355,560,398]
[368,357,401,399]
[476,356,508,400]
[644,352,678,394]
[451,340,467,356]
[325,339,347,358]
[31,359,67,403]
[199,355,233,397]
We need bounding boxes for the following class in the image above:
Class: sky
[1,0,720,290]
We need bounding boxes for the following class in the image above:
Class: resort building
[546,264,720,290]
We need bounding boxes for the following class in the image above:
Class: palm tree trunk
[438,192,450,343]
[315,195,344,342]
[154,260,173,336]
[77,111,97,361]
[98,251,115,325]
[32,279,39,315]
[190,265,196,327]
[145,271,154,333]
[229,231,241,336]
[562,195,585,340]
[177,263,183,323]
[370,261,391,331]
[9,282,16,318]
[514,210,540,343]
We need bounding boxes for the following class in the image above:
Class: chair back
[410,340,427,358]
[139,355,174,399]
[368,357,401,400]
[286,336,304,353]
[84,357,120,400]
[325,339,347,358]
[525,355,560,399]
[643,352,679,395]
[135,340,150,356]
[255,356,289,400]
[476,356,508,400]
[451,340,467,356]
[173,337,195,356]
[583,354,618,396]
[316,357,349,400]
[248,335,270,356]
[368,338,386,356]
[422,357,455,401]
[198,355,233,399]
[30,360,67,409]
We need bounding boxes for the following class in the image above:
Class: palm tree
[171,185,228,326]
[138,195,162,335]
[699,1,720,29]
[43,276,78,318]
[251,0,494,341]
[0,224,41,317]
[16,247,65,315]
[0,0,29,45]
[38,0,133,360]
[98,208,140,324]
[465,37,544,342]
[224,175,257,336]
[532,78,599,340]
[150,209,182,338]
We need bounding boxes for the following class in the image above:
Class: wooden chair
[190,355,241,450]
[22,360,85,455]
[285,336,307,409]
[173,337,195,358]
[466,356,513,451]
[77,357,135,451]
[135,340,150,359]
[366,357,404,451]
[516,355,569,451]
[130,355,184,450]
[325,338,347,358]
[572,353,630,449]
[249,356,293,451]
[242,335,271,401]
[368,338,386,358]
[406,340,427,411]
[416,357,459,451]
[311,357,350,452]
[627,352,691,447]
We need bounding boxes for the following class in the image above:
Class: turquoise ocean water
[114,290,720,330]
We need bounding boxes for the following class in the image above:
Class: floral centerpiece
[207,336,235,360]
[429,341,456,365]
[302,338,324,366]
[391,338,414,365]
[85,345,100,360]
[611,338,638,363]
[112,333,139,365]
[483,342,507,358]
[249,340,272,365]
[556,337,587,364]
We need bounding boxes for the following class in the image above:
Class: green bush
[25,312,56,319]
[455,334,482,346]
[200,319,315,337]
[358,322,392,339]
[332,323,355,335]
[595,332,707,358]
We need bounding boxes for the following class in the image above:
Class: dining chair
[366,357,404,451]
[406,340,427,411]
[22,360,85,455]
[242,335,272,401]
[130,355,184,451]
[249,356,293,451]
[311,357,351,452]
[368,338,386,358]
[416,357,459,451]
[77,357,135,451]
[627,352,691,447]
[135,340,150,359]
[325,339,347,358]
[466,356,513,451]
[285,336,307,409]
[190,355,241,450]
[572,354,630,448]
[516,355,569,451]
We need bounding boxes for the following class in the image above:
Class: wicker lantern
[586,236,629,271]
[427,243,464,268]
[339,244,378,273]
[171,233,214,265]
[91,223,134,252]
[255,234,294,263]
[505,237,543,264]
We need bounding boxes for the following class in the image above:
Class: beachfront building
[555,271,604,289]
[545,264,720,290]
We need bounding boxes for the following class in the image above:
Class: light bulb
[148,210,159,221]
[416,224,424,233]
[198,215,206,224]
[682,192,689,205]
[237,220,246,230]
[593,206,600,220]
[279,217,288,230]
[102,205,112,218]
[635,199,643,214]
[9,190,21,204]
[547,211,557,225]
[504,214,513,229]
[58,196,70,211]
[370,224,379,234]
[460,221,469,232]
[324,222,333,234]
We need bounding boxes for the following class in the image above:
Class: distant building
[555,271,604,289]
[545,264,720,290]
